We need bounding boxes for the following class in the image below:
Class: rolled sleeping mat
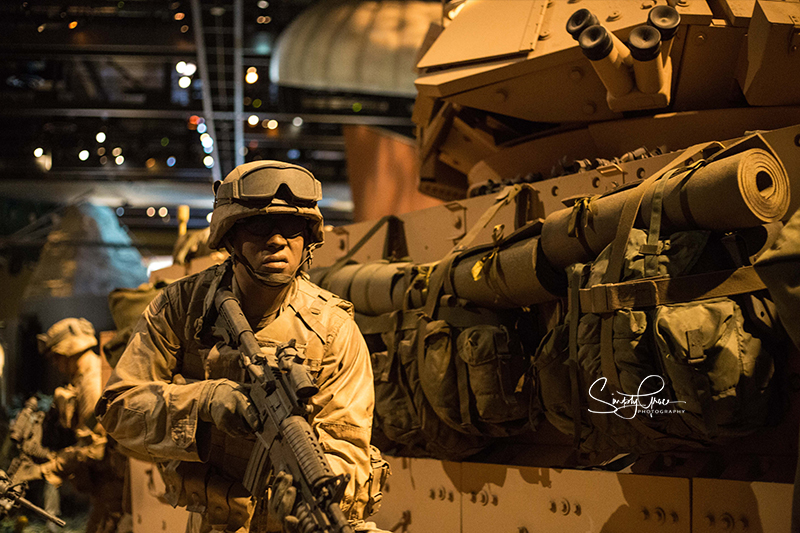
[649,148,790,230]
[541,149,790,269]
[449,236,558,308]
[347,262,412,316]
[322,264,364,301]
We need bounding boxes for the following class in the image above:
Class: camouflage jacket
[97,260,375,526]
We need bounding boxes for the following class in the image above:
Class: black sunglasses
[236,215,307,238]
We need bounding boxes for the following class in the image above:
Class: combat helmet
[208,160,325,285]
[37,318,97,357]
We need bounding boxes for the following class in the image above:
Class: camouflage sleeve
[309,315,374,521]
[96,288,213,463]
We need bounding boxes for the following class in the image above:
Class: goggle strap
[215,172,321,203]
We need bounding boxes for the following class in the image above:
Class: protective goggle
[235,215,307,239]
[215,165,322,207]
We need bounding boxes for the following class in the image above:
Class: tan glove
[39,459,63,488]
[205,343,246,380]
[266,472,297,533]
[199,379,260,438]
[351,521,393,533]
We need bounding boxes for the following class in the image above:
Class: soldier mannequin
[98,161,384,533]
[36,318,127,533]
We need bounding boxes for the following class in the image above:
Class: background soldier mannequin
[36,318,127,533]
[97,161,381,533]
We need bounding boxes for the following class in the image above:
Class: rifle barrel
[17,496,66,528]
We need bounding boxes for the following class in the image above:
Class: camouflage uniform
[97,161,376,533]
[37,318,127,533]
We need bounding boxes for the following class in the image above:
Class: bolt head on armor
[36,317,97,358]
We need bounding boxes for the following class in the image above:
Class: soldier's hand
[206,342,245,378]
[39,459,63,488]
[266,472,297,533]
[200,379,260,438]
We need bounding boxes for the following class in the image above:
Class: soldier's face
[230,215,306,277]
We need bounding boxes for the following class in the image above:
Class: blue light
[197,123,207,134]
[287,149,301,160]
[167,156,176,167]
[116,207,125,216]
[203,145,213,154]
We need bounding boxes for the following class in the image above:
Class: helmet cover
[37,318,97,357]
[208,161,325,250]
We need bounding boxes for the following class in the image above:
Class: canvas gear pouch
[653,296,774,438]
[367,310,491,460]
[419,313,529,437]
[363,445,390,518]
[535,149,778,456]
[536,227,775,452]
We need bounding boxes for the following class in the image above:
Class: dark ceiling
[0,0,426,255]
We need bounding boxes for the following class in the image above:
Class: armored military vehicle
[308,1,800,531]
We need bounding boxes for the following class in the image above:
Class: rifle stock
[214,289,354,533]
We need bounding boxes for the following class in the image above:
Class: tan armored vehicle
[307,1,800,531]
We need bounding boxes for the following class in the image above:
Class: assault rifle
[0,470,66,527]
[214,288,354,533]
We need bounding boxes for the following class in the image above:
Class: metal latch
[790,14,800,54]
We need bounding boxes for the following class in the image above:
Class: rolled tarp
[316,261,413,316]
[314,149,789,313]
[314,228,563,313]
[449,236,557,309]
[541,148,790,269]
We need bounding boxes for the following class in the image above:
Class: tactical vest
[175,260,353,482]
[158,262,359,532]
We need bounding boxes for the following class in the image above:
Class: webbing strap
[423,185,531,319]
[642,169,671,278]
[686,328,720,439]
[603,142,723,286]
[455,353,474,431]
[567,267,584,450]
[567,196,600,260]
[483,248,523,308]
[580,265,767,314]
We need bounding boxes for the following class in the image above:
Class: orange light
[174,12,185,21]
[68,21,78,29]
[189,115,199,125]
